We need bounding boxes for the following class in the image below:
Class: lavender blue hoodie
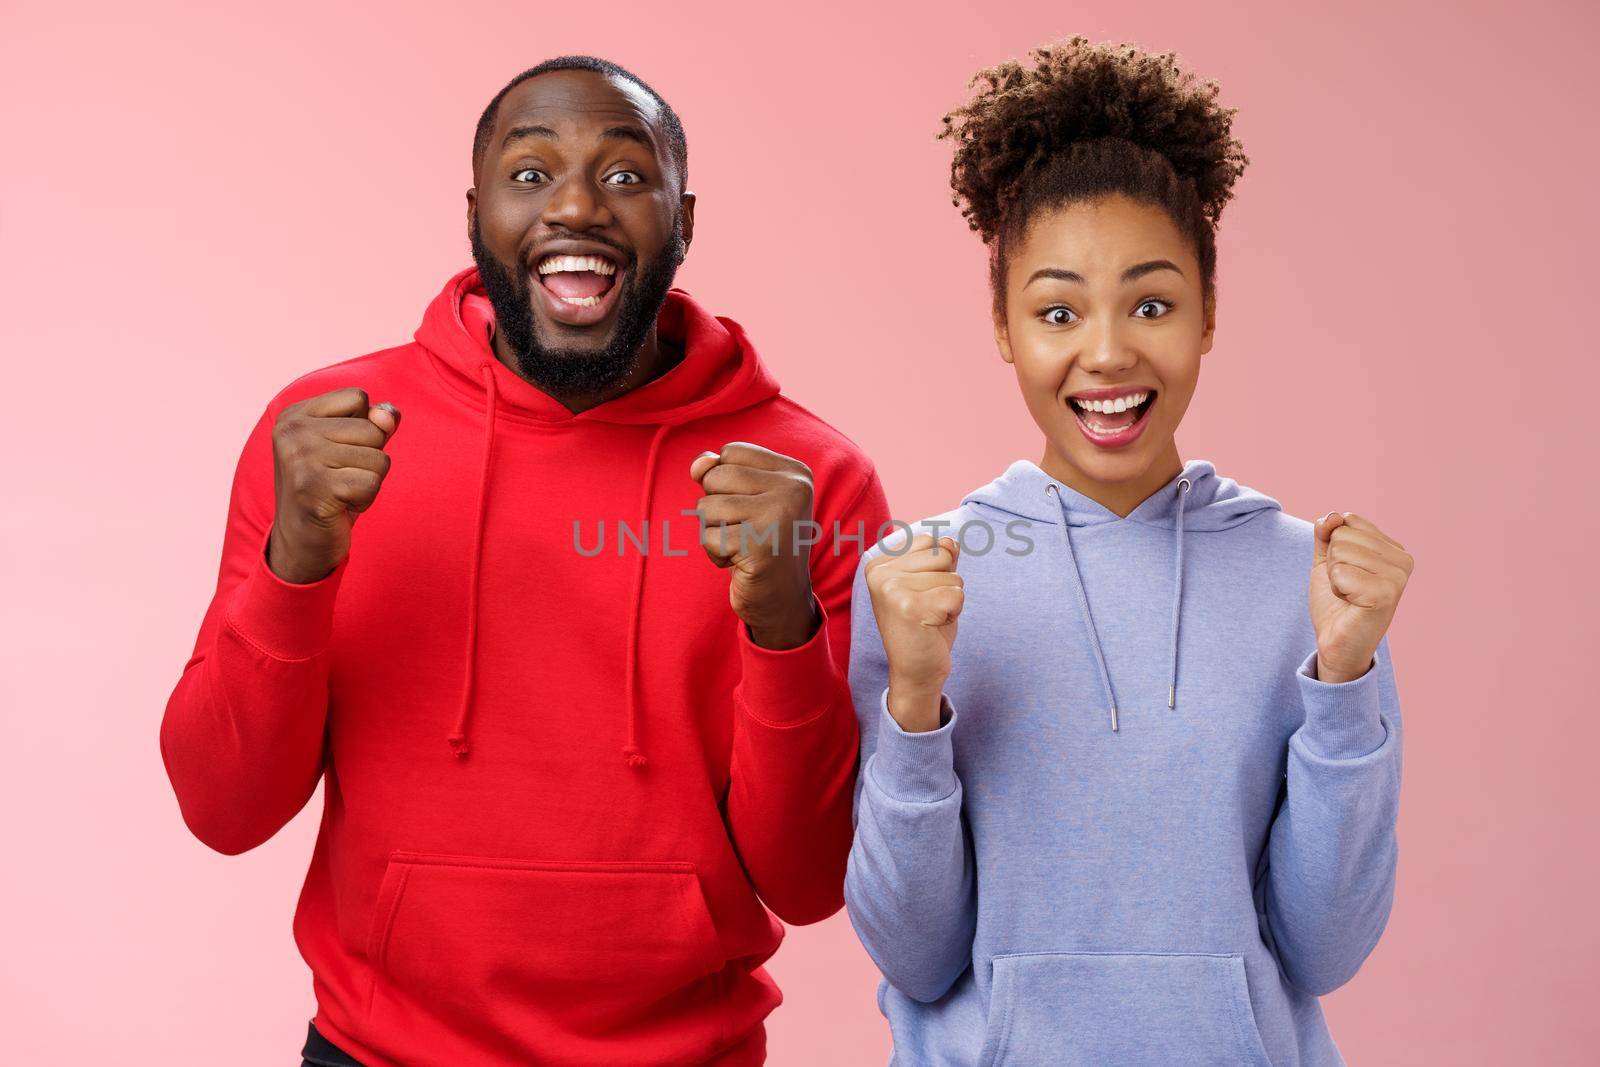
[845,460,1402,1066]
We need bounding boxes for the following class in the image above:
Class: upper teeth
[1073,391,1150,413]
[537,254,616,276]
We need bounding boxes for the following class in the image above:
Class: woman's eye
[511,168,548,184]
[605,171,642,186]
[1042,306,1079,326]
[1134,299,1173,319]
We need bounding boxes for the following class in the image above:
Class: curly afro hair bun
[941,37,1249,298]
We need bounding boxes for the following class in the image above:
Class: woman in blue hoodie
[845,38,1412,1067]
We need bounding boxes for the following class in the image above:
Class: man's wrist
[744,588,820,650]
[267,524,338,585]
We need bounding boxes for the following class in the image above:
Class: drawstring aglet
[1110,706,1119,732]
[1168,685,1176,709]
[620,744,649,768]
[447,734,470,759]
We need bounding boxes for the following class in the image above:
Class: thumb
[689,450,721,485]
[935,535,960,566]
[1313,512,1342,567]
[368,402,402,443]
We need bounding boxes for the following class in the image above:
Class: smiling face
[994,194,1215,514]
[468,68,694,399]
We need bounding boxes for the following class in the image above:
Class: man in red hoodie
[160,55,889,1066]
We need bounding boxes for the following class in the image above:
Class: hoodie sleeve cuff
[224,534,346,662]
[868,688,959,804]
[734,593,842,727]
[1294,650,1387,760]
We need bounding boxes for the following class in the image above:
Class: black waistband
[301,1021,364,1067]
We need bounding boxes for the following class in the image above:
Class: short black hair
[472,56,688,189]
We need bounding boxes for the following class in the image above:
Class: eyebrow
[500,124,558,150]
[1024,259,1186,287]
[1122,259,1184,282]
[499,124,655,152]
[598,125,654,149]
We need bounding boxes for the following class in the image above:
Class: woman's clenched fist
[867,532,964,733]
[1309,512,1413,684]
[267,387,401,584]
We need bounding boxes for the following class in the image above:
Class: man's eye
[1134,299,1173,319]
[1043,306,1078,326]
[512,168,548,183]
[605,171,642,186]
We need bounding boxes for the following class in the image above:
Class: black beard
[470,215,685,400]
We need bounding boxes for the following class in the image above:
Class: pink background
[3,0,1595,1062]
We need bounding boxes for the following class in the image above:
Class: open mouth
[537,253,617,306]
[1069,388,1157,448]
[531,251,624,327]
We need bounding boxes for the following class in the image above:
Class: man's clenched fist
[689,443,818,650]
[866,533,964,733]
[268,387,401,584]
[1309,512,1413,684]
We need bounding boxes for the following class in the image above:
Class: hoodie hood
[961,459,1280,731]
[416,266,781,426]
[961,458,1279,531]
[413,267,782,763]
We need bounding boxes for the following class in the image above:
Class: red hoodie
[160,268,890,1066]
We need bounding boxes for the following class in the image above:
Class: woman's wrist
[886,678,947,733]
[1313,652,1376,686]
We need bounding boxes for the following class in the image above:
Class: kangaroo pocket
[365,852,725,1044]
[978,951,1273,1067]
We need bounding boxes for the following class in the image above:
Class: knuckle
[272,419,299,450]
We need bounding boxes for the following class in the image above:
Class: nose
[541,174,613,232]
[1077,317,1138,376]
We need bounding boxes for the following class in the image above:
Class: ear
[1199,291,1217,356]
[679,190,696,253]
[992,299,1016,365]
[466,187,478,246]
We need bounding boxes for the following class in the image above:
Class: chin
[531,316,618,353]
[1057,434,1159,481]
